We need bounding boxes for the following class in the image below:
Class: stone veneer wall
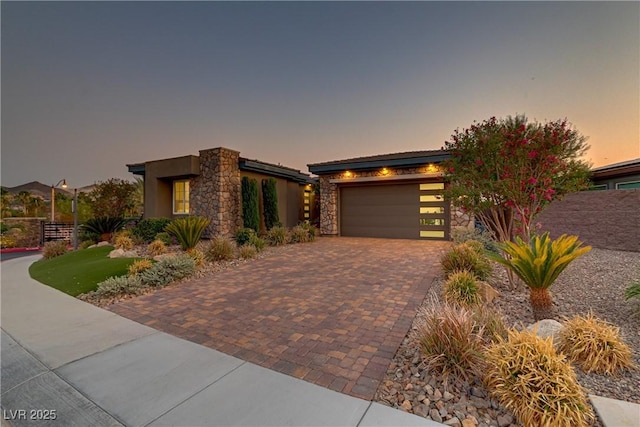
[536,189,640,252]
[190,148,242,238]
[318,167,459,238]
[1,217,46,247]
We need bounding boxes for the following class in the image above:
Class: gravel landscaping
[374,247,640,427]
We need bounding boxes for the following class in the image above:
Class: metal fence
[41,222,74,245]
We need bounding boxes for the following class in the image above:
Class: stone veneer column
[319,175,338,236]
[190,148,242,238]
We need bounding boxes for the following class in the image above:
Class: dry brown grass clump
[557,312,634,375]
[128,259,153,276]
[484,328,594,427]
[415,297,486,383]
[113,234,134,250]
[147,240,167,257]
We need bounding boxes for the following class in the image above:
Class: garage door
[340,182,448,240]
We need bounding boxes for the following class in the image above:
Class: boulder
[527,319,564,342]
[108,248,138,258]
[478,281,500,304]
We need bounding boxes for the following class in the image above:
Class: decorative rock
[444,416,461,426]
[443,391,455,402]
[401,400,412,411]
[434,389,443,400]
[96,241,111,247]
[496,414,513,427]
[425,384,435,396]
[526,319,564,342]
[108,249,138,258]
[414,404,429,418]
[470,387,486,398]
[417,393,427,402]
[430,409,443,423]
[405,383,414,391]
[462,416,479,427]
[478,281,500,304]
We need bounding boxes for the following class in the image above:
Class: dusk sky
[2,1,639,188]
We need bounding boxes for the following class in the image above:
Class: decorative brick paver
[108,237,449,400]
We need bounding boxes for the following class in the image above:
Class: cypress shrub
[262,178,280,230]
[241,177,260,232]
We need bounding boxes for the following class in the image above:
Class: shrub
[484,328,594,427]
[139,254,196,287]
[188,249,205,267]
[443,270,481,307]
[147,240,167,257]
[80,240,94,250]
[239,244,257,259]
[262,177,280,230]
[128,259,153,276]
[299,221,318,241]
[241,177,260,232]
[441,243,492,280]
[95,275,146,298]
[557,313,634,375]
[82,217,127,241]
[0,235,17,249]
[249,234,266,252]
[113,234,134,250]
[624,270,640,315]
[266,226,288,246]
[129,217,172,243]
[0,222,8,234]
[451,227,499,253]
[489,233,591,321]
[165,216,210,251]
[42,240,68,259]
[235,227,256,246]
[472,306,507,342]
[154,232,172,246]
[289,225,311,243]
[415,297,486,383]
[205,237,236,262]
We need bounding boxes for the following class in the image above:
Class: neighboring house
[308,150,472,241]
[590,158,640,190]
[127,147,316,238]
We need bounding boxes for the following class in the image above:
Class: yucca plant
[489,233,591,321]
[165,216,210,251]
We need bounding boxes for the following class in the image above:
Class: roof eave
[308,154,450,175]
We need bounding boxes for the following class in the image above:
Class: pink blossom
[527,151,538,158]
[527,177,538,185]
[476,159,484,166]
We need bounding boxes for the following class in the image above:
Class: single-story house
[590,158,640,190]
[307,150,472,241]
[127,147,316,238]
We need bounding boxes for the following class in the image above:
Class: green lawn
[29,245,139,296]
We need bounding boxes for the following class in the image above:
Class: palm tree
[490,233,591,320]
[16,191,32,216]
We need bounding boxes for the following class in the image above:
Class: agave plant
[81,217,127,242]
[490,233,591,320]
[165,216,210,251]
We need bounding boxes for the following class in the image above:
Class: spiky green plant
[489,233,591,320]
[81,217,127,241]
[165,216,210,251]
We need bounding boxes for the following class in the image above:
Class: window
[616,181,640,190]
[173,180,190,214]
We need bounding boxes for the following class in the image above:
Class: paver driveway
[108,237,449,400]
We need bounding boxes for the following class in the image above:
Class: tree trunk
[530,287,554,321]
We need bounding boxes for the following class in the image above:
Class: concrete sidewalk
[0,256,441,427]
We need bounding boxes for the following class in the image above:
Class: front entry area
[339,181,449,240]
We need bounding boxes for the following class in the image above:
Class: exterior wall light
[344,171,353,178]
[426,164,440,173]
[381,167,389,175]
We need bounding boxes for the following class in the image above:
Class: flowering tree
[442,115,591,243]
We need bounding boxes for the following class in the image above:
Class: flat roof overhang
[239,159,315,185]
[308,153,450,175]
